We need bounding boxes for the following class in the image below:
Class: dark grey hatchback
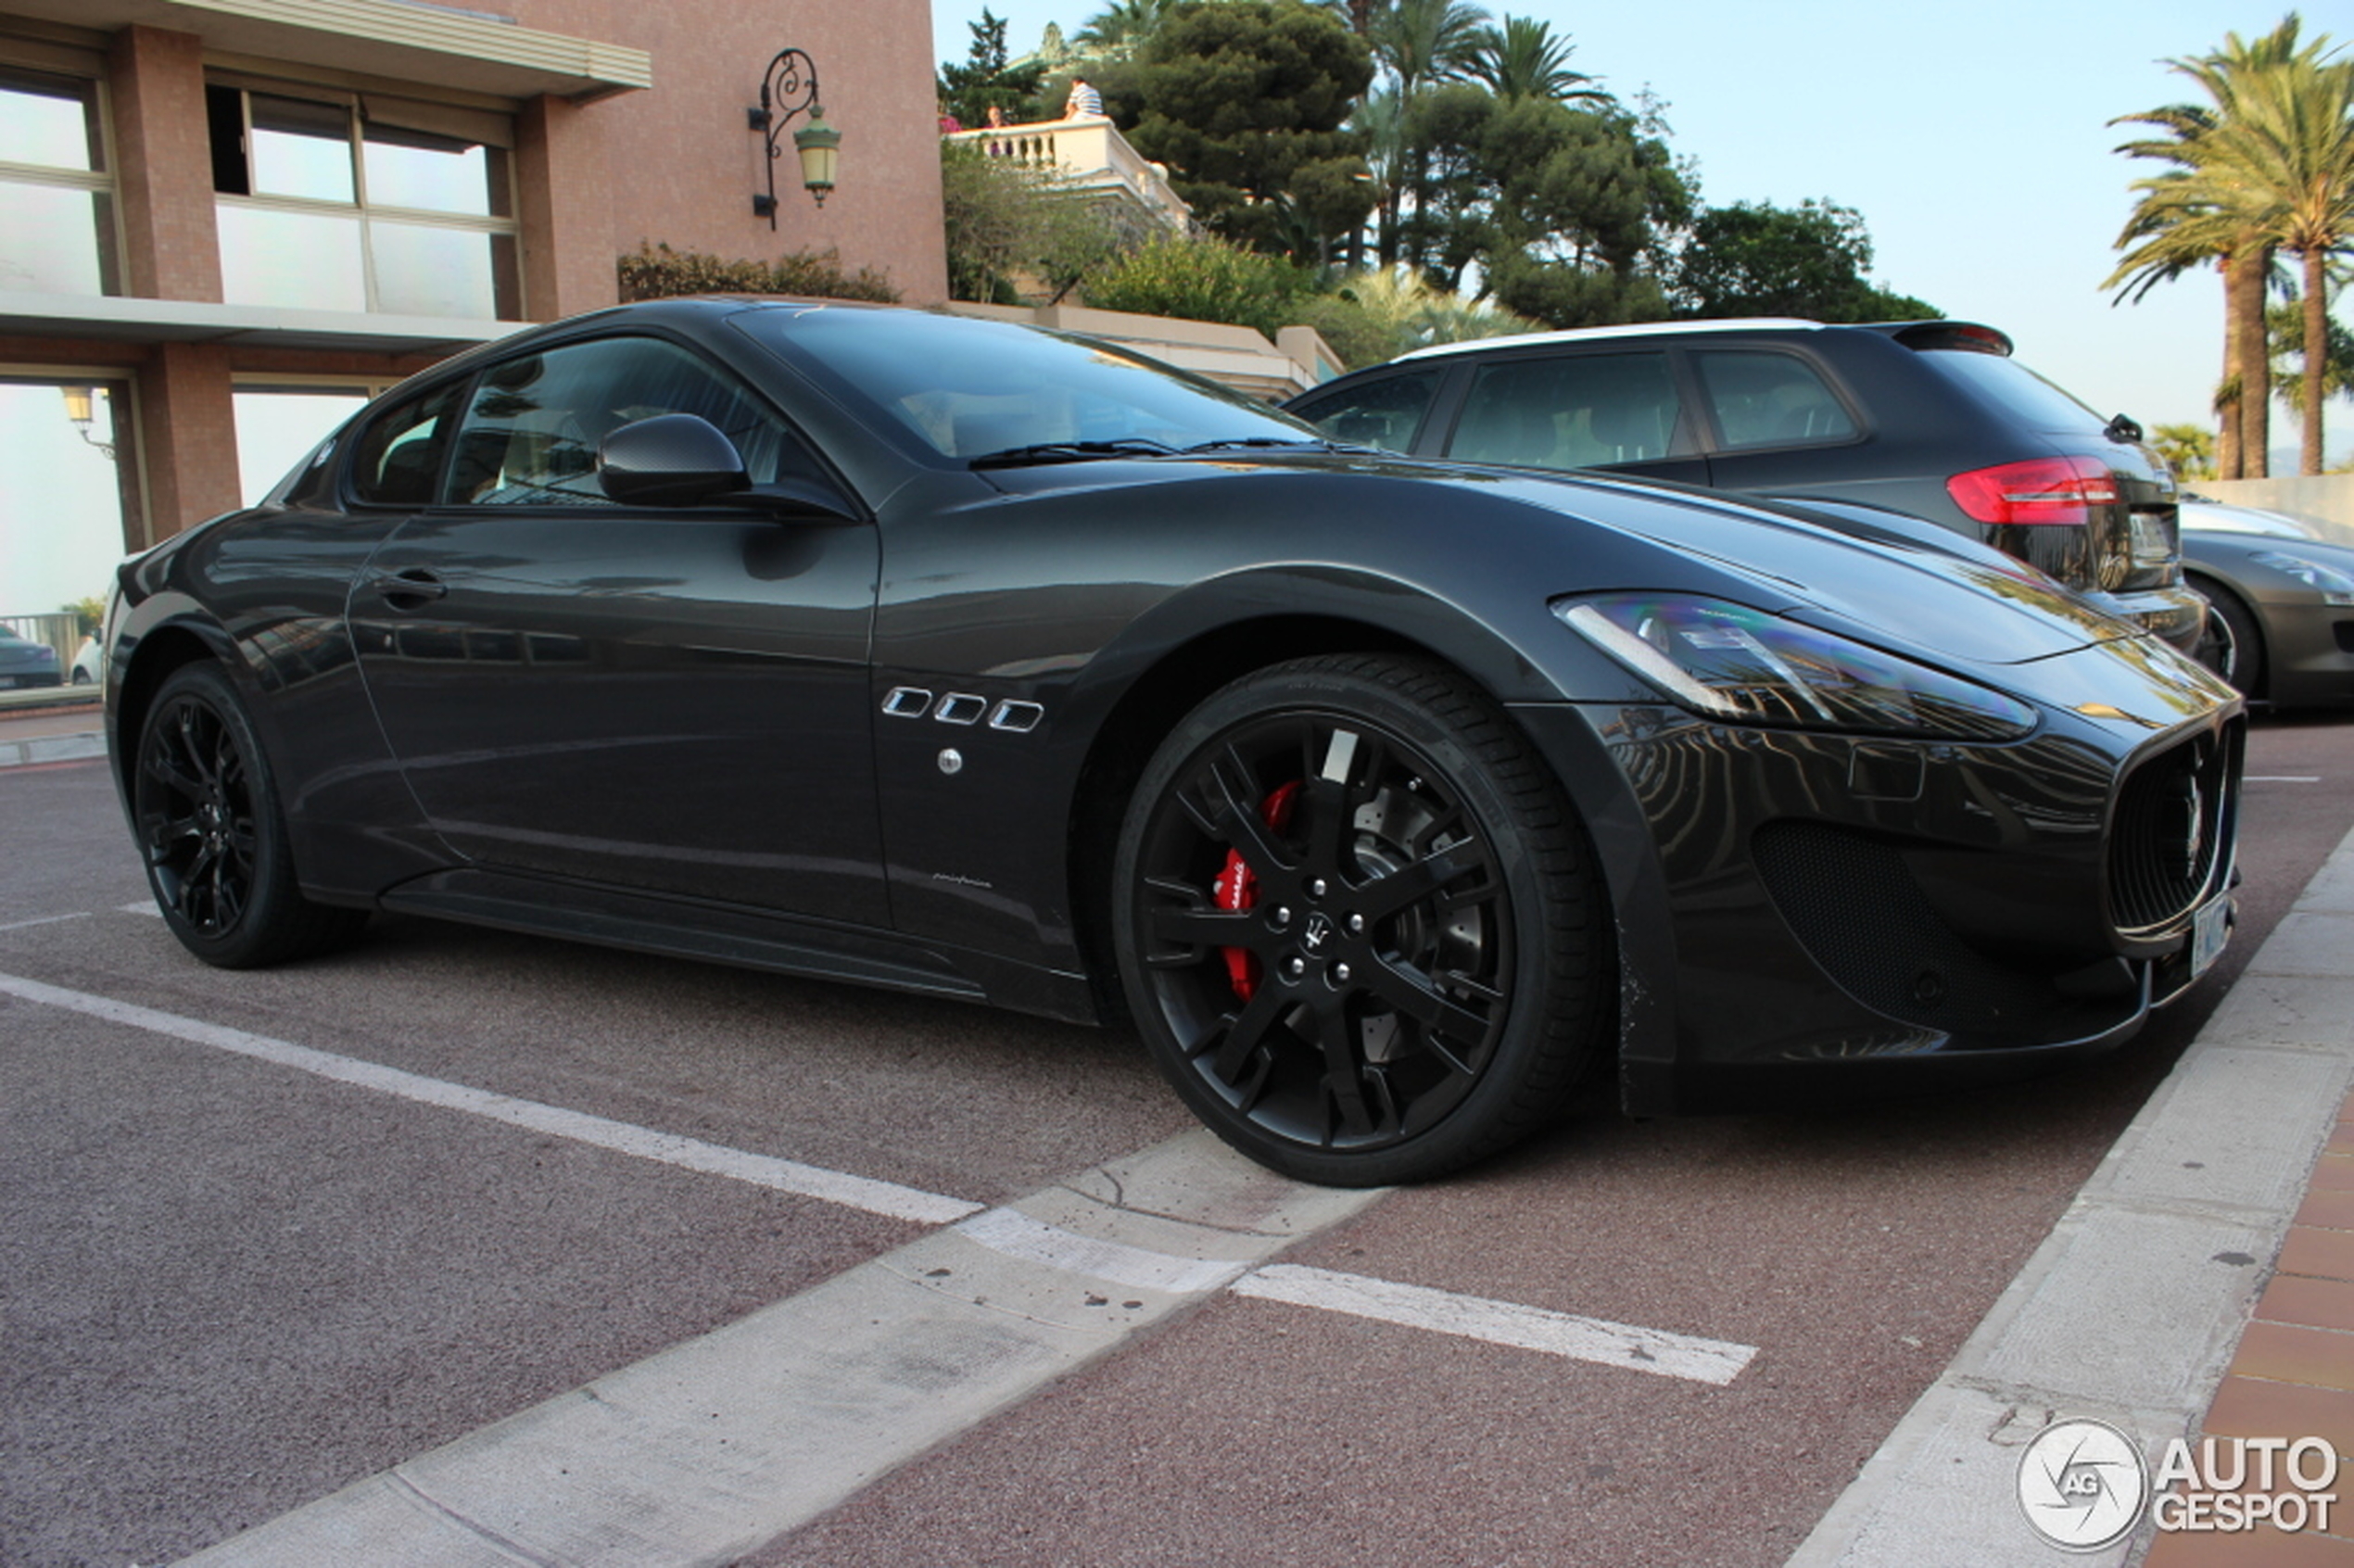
[1286,318,2207,652]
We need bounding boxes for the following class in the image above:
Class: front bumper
[1510,640,2244,1116]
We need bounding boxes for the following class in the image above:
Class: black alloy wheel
[133,663,366,967]
[1113,655,1609,1184]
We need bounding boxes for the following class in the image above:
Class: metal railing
[1,613,82,667]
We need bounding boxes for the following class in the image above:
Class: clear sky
[932,0,2350,464]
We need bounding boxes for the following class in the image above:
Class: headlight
[2248,552,2354,606]
[1553,593,2038,741]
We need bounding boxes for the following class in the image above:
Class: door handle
[371,569,448,610]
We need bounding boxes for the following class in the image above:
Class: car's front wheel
[133,663,368,967]
[2194,585,2264,699]
[1112,655,1611,1185]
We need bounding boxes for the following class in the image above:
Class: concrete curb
[1785,827,2354,1567]
[0,729,104,768]
[172,1131,1384,1567]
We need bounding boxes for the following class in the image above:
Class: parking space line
[119,901,161,916]
[0,969,981,1226]
[0,912,92,932]
[5,965,1767,1561]
[957,1208,1252,1294]
[172,1132,1386,1568]
[1234,1263,1759,1385]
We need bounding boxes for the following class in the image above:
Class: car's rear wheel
[1112,654,1610,1185]
[133,663,367,967]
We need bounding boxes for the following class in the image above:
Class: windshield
[1914,348,2111,436]
[733,306,1318,462]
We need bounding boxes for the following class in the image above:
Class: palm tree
[1369,0,1488,100]
[1361,0,1489,267]
[2107,19,2339,477]
[2187,41,2354,474]
[2270,287,2354,415]
[1074,0,1179,59]
[2107,136,2275,479]
[1332,265,1537,352]
[1466,16,1610,107]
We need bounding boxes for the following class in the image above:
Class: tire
[2199,586,2265,699]
[1111,654,1610,1185]
[133,663,368,968]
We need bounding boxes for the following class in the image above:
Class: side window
[349,381,462,504]
[1694,351,1858,450]
[442,335,823,507]
[1292,371,1440,454]
[1449,353,1679,470]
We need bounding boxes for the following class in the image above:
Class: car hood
[2180,499,2323,540]
[982,450,2139,667]
[1484,467,2138,664]
[2185,527,2354,568]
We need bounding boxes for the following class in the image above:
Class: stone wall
[2196,477,2354,546]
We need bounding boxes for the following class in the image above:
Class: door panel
[353,509,885,926]
[348,332,888,928]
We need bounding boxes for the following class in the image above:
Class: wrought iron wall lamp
[749,47,841,224]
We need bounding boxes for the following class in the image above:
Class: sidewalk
[1791,828,2354,1566]
[0,702,104,768]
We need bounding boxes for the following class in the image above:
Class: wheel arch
[1064,610,1558,1024]
[110,618,236,801]
[2185,569,2265,698]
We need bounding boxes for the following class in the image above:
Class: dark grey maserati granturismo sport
[101,298,2243,1184]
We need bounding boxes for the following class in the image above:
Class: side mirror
[598,413,749,506]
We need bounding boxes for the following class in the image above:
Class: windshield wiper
[968,438,1176,468]
[1176,436,1380,456]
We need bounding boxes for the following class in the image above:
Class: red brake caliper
[1212,779,1301,1001]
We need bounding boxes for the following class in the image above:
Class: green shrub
[1081,233,1311,337]
[617,242,900,304]
[942,141,1143,305]
[1287,292,1398,369]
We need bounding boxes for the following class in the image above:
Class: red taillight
[1945,455,2121,525]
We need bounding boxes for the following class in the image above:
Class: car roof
[1390,317,2012,364]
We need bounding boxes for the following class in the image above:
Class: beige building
[0,0,947,628]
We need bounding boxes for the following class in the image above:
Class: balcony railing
[943,117,1192,233]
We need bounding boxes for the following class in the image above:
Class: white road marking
[0,969,980,1226]
[1,963,1766,1562]
[0,912,92,932]
[2247,776,2322,783]
[120,901,162,916]
[172,1132,1386,1568]
[1235,1262,1759,1385]
[957,1208,1251,1294]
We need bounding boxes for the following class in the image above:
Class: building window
[234,383,381,505]
[208,82,521,320]
[0,65,116,297]
[0,378,139,626]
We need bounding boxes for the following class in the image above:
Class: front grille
[2108,723,2240,932]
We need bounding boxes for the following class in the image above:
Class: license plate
[2130,511,2174,566]
[2191,894,2233,979]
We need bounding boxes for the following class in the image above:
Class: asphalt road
[5,708,2352,1568]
